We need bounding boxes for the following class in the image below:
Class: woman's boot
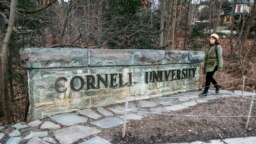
[199,88,208,97]
[215,84,221,94]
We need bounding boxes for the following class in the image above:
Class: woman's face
[209,37,216,45]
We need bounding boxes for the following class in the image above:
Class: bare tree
[230,0,237,55]
[0,0,16,124]
[213,0,224,32]
[170,0,177,49]
[184,0,192,49]
[0,0,58,123]
[159,0,165,47]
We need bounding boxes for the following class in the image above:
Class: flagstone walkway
[0,90,255,144]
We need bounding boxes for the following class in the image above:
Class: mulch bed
[100,97,256,144]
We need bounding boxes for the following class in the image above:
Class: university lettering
[55,68,196,93]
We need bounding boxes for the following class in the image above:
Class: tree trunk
[165,0,173,47]
[159,0,165,47]
[1,0,16,124]
[170,0,177,49]
[241,3,256,43]
[230,0,237,55]
[184,0,192,50]
[209,1,214,33]
[8,48,15,100]
[214,0,223,32]
[0,51,3,117]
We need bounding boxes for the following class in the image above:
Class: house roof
[221,12,249,16]
[236,0,250,4]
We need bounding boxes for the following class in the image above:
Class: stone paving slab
[40,121,61,130]
[24,131,48,140]
[0,126,4,131]
[149,107,170,114]
[219,90,236,95]
[136,109,152,117]
[119,113,143,120]
[27,137,49,144]
[8,129,20,137]
[178,97,191,102]
[6,137,21,144]
[78,109,102,119]
[11,123,28,129]
[157,97,177,105]
[171,136,256,144]
[0,133,4,140]
[50,113,88,126]
[138,100,158,108]
[223,137,256,144]
[53,125,101,144]
[28,120,43,127]
[91,117,124,129]
[165,104,188,111]
[80,136,111,144]
[108,104,137,115]
[195,99,208,104]
[181,101,198,107]
[42,137,57,144]
[97,107,114,117]
[234,90,255,96]
[202,95,219,101]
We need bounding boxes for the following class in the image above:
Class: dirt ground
[100,97,256,144]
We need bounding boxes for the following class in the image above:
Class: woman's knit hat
[211,33,219,40]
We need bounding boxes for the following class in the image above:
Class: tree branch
[1,0,57,14]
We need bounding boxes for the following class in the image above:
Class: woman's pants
[203,66,218,93]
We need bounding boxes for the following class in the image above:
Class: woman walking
[199,33,223,97]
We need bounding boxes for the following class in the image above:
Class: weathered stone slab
[234,90,255,96]
[0,126,4,131]
[8,130,20,137]
[40,121,61,130]
[27,137,49,144]
[195,99,208,103]
[0,133,4,140]
[50,113,88,126]
[189,141,209,144]
[149,107,169,114]
[53,125,101,144]
[138,100,158,108]
[97,107,114,117]
[20,48,89,68]
[6,137,21,144]
[11,123,28,129]
[165,104,188,111]
[132,50,165,65]
[21,48,204,120]
[80,136,111,144]
[24,131,48,140]
[91,117,124,129]
[78,109,102,119]
[136,109,152,117]
[219,90,235,95]
[157,97,177,105]
[119,113,143,120]
[203,95,219,100]
[178,97,191,102]
[89,49,133,66]
[181,101,198,107]
[223,137,256,144]
[28,120,43,127]
[108,104,137,115]
[42,137,57,144]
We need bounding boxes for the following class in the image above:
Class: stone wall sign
[20,48,204,120]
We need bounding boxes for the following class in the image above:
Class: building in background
[221,0,254,25]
